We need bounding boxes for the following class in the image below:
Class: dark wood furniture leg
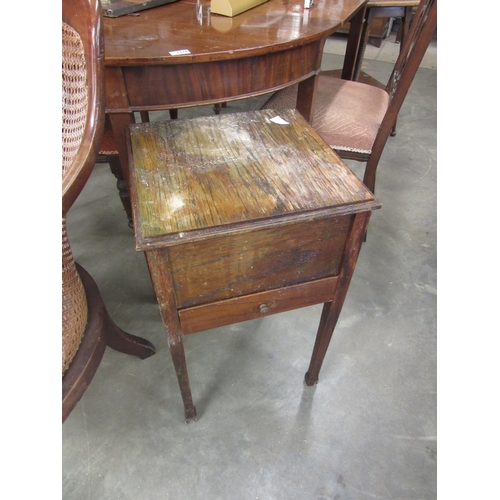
[107,154,134,227]
[305,212,370,385]
[145,249,197,423]
[103,304,156,359]
[341,4,368,81]
[62,264,156,422]
[213,102,227,115]
[352,8,374,81]
[296,75,320,123]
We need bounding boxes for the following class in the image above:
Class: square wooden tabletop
[128,109,380,248]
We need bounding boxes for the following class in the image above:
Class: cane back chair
[62,0,155,422]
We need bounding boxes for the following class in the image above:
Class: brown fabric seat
[262,76,389,155]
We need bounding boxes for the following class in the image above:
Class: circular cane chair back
[62,0,104,376]
[62,0,155,422]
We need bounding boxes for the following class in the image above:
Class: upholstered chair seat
[262,75,389,156]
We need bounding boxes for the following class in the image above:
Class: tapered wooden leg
[296,75,319,124]
[167,332,197,422]
[145,249,197,422]
[342,4,367,81]
[305,212,371,385]
[305,302,336,385]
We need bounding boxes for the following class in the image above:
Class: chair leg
[213,102,227,115]
[396,17,403,44]
[103,306,156,359]
[342,5,368,81]
[362,160,377,195]
[76,263,156,361]
[351,6,378,81]
[390,120,398,137]
[63,264,156,422]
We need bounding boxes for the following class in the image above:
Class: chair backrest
[62,0,105,216]
[62,0,105,375]
[363,0,436,189]
[384,0,436,132]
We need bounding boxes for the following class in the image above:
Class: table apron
[110,40,325,111]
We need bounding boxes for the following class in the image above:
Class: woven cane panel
[62,22,88,179]
[62,218,88,375]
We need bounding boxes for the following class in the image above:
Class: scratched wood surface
[169,216,353,307]
[169,215,352,307]
[129,109,376,244]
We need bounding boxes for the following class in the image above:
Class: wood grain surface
[169,215,352,307]
[103,0,367,65]
[129,109,377,243]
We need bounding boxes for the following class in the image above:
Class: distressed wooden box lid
[128,109,380,249]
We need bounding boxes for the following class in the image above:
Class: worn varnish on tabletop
[129,109,376,244]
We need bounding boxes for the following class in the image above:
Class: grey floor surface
[62,32,437,500]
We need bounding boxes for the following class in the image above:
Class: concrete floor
[63,30,437,500]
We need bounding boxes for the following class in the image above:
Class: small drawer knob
[259,304,269,314]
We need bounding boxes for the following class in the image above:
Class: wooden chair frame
[360,0,436,193]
